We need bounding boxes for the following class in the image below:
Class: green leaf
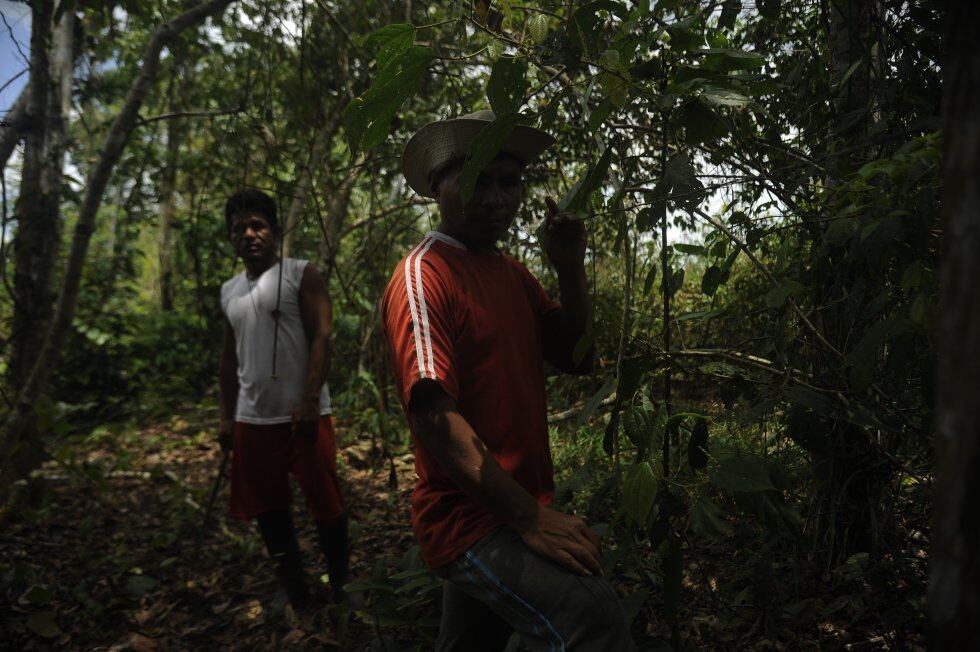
[674,243,705,255]
[765,278,802,308]
[679,98,729,145]
[344,44,434,155]
[457,112,521,203]
[662,266,685,299]
[663,153,706,210]
[623,404,655,451]
[365,24,416,69]
[577,376,616,428]
[617,355,649,403]
[676,307,727,322]
[560,147,613,214]
[697,48,765,72]
[689,497,731,537]
[710,454,775,493]
[701,265,723,296]
[643,263,659,295]
[588,97,614,134]
[687,418,709,471]
[622,461,658,525]
[701,87,751,107]
[26,612,61,638]
[20,584,54,606]
[487,57,528,115]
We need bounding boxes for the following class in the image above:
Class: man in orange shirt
[382,110,634,650]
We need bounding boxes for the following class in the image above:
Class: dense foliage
[0,0,939,648]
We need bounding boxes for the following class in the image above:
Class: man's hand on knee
[519,506,603,576]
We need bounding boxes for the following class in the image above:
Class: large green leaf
[710,454,776,493]
[344,42,434,155]
[487,57,528,115]
[679,98,729,145]
[701,265,724,296]
[560,146,613,214]
[457,112,521,203]
[364,24,416,69]
[622,461,659,525]
[689,496,732,537]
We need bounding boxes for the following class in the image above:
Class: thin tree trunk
[931,1,980,646]
[158,68,182,311]
[9,3,73,388]
[281,112,342,258]
[804,0,885,564]
[0,0,237,487]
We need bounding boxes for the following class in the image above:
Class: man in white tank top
[218,188,350,610]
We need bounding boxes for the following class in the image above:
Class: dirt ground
[0,409,928,650]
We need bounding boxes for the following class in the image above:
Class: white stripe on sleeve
[413,237,439,378]
[403,237,432,377]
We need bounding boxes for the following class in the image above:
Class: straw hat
[401,109,555,199]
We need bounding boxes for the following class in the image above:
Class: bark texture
[931,1,980,646]
[9,4,73,388]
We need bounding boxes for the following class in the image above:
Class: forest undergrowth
[0,402,927,651]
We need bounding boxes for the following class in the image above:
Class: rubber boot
[257,509,310,612]
[316,510,354,605]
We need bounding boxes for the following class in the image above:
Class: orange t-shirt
[381,231,564,568]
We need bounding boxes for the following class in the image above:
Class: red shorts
[229,415,345,523]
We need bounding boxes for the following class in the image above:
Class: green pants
[434,526,636,651]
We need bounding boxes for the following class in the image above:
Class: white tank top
[220,258,331,424]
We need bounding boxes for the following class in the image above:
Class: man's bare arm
[295,263,332,433]
[542,196,593,371]
[410,380,603,576]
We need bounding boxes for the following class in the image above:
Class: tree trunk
[0,0,237,488]
[158,69,182,311]
[9,3,73,388]
[931,2,980,646]
[802,0,884,564]
[281,113,341,259]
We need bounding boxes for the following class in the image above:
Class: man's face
[228,211,277,263]
[435,154,523,246]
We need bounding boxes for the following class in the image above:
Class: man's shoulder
[383,238,457,308]
[221,271,245,293]
[391,237,456,280]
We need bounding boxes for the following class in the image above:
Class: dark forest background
[0,0,964,649]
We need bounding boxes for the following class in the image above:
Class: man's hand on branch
[539,196,587,273]
[518,505,603,576]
